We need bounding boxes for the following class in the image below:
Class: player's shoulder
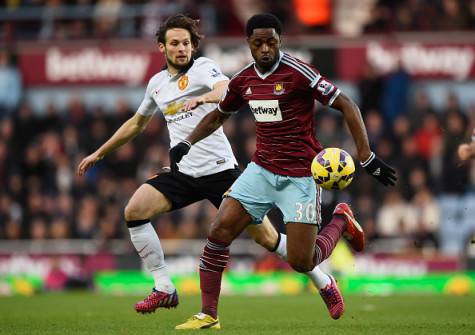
[193,56,219,67]
[280,52,321,83]
[146,70,167,87]
[191,57,226,77]
[229,62,254,82]
[192,57,223,73]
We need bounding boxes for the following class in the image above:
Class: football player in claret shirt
[77,14,345,319]
[171,13,397,329]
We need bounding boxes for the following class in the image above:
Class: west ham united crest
[273,82,285,95]
[178,75,189,90]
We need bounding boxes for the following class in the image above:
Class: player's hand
[182,97,205,112]
[360,152,397,186]
[169,141,191,173]
[77,152,103,176]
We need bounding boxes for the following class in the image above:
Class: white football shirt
[137,57,238,178]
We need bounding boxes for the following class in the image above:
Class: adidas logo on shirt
[245,87,252,95]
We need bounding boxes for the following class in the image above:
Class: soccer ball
[311,148,355,190]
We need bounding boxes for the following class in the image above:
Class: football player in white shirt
[77,14,344,319]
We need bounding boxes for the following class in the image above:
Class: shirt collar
[163,58,195,78]
[253,51,283,80]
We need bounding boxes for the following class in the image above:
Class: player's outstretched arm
[77,113,152,176]
[182,80,229,112]
[331,93,397,186]
[169,108,230,172]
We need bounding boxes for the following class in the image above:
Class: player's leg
[199,198,258,319]
[124,183,178,312]
[202,167,338,314]
[175,197,252,330]
[272,228,343,320]
[177,163,272,329]
[200,168,281,252]
[124,183,172,287]
[285,222,319,271]
[126,171,202,313]
[246,216,332,286]
[275,175,348,319]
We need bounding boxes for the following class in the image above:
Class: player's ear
[158,42,166,53]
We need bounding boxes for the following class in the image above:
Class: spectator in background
[412,187,440,250]
[0,137,11,191]
[414,111,442,162]
[382,61,411,125]
[362,1,392,34]
[376,190,417,239]
[469,0,475,29]
[442,108,470,193]
[438,0,469,31]
[39,0,66,40]
[353,194,379,243]
[364,109,385,149]
[457,128,475,161]
[391,115,412,156]
[0,49,22,118]
[93,0,123,38]
[408,90,435,129]
[358,62,383,114]
[396,136,429,199]
[315,111,343,148]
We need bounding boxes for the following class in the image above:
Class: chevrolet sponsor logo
[163,101,184,116]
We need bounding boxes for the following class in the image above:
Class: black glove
[361,152,397,186]
[169,141,191,173]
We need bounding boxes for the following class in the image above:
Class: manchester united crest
[273,82,285,95]
[178,75,189,90]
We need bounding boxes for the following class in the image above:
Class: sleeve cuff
[360,152,375,167]
[328,89,341,106]
[218,104,237,114]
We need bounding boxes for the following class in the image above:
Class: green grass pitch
[0,293,474,334]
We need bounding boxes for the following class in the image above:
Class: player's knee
[288,257,315,273]
[124,202,148,222]
[209,221,234,245]
[252,233,275,251]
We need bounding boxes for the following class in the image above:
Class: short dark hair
[156,14,203,49]
[246,13,283,37]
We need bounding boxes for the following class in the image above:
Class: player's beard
[166,53,191,72]
[257,57,277,73]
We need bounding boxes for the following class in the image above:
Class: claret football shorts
[227,162,321,225]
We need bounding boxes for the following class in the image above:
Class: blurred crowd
[0,0,474,43]
[0,57,474,256]
[0,0,475,255]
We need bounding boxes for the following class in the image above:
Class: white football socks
[128,222,175,294]
[274,233,331,289]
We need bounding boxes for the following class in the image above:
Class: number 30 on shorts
[294,202,316,222]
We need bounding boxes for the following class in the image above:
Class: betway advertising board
[20,46,166,86]
[340,42,475,81]
[18,41,475,86]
